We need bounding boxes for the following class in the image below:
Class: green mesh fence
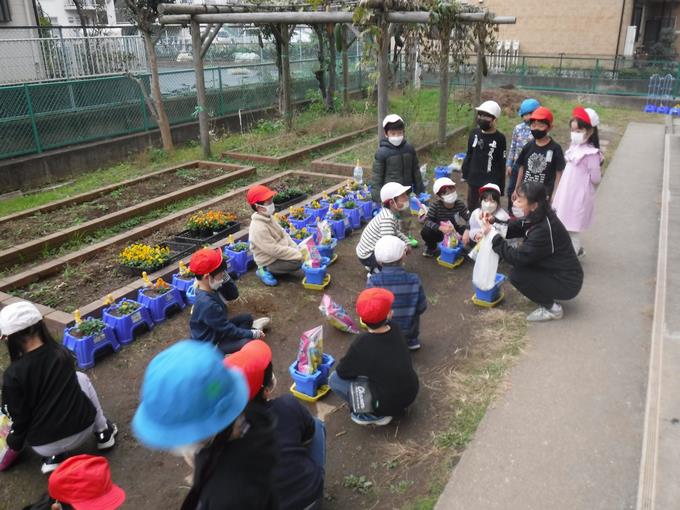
[0,56,368,160]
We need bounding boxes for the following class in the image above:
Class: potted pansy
[102,296,154,345]
[137,274,185,324]
[325,207,348,240]
[304,199,329,221]
[176,210,240,245]
[288,207,311,230]
[63,311,120,370]
[341,200,362,229]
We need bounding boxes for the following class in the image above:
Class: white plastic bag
[472,231,499,291]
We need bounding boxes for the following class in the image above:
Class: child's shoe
[256,267,278,286]
[422,247,439,258]
[407,338,421,351]
[96,420,118,451]
[407,235,419,248]
[252,317,271,330]
[351,413,392,426]
[41,453,68,474]
[527,303,563,322]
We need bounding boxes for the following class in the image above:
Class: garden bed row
[222,124,377,166]
[0,171,350,336]
[0,163,255,268]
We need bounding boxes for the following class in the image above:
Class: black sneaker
[41,453,68,474]
[422,247,439,258]
[96,420,118,451]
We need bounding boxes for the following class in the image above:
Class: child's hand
[439,223,453,235]
[462,229,470,246]
[506,166,512,177]
[251,329,265,339]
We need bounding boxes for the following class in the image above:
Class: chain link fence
[0,55,369,160]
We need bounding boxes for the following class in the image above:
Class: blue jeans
[329,371,352,406]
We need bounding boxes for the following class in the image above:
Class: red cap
[572,106,590,125]
[48,455,126,510]
[530,106,554,126]
[246,185,276,206]
[224,340,273,399]
[356,288,394,324]
[189,248,223,276]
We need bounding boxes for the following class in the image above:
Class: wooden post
[192,20,211,158]
[377,17,390,139]
[438,28,451,145]
[342,24,349,112]
[280,23,293,129]
[474,31,484,110]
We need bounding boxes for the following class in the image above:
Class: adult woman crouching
[481,181,583,322]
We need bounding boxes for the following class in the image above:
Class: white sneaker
[527,304,563,322]
[252,317,271,331]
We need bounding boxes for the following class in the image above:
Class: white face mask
[481,200,497,214]
[512,203,526,219]
[393,198,409,211]
[209,274,225,290]
[259,203,275,216]
[170,442,202,461]
[388,136,404,147]
[570,131,587,145]
[442,192,458,204]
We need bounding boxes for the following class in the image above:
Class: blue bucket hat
[518,98,540,117]
[132,340,249,450]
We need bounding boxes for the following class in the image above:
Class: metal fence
[0,56,369,160]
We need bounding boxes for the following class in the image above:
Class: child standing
[420,177,470,258]
[513,106,566,201]
[506,98,540,209]
[371,114,424,246]
[368,235,427,350]
[462,100,507,211]
[189,248,269,355]
[247,184,304,287]
[356,182,412,274]
[329,288,419,426]
[552,107,603,257]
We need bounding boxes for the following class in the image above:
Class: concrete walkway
[435,122,667,510]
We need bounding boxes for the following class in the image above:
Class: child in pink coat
[552,107,603,257]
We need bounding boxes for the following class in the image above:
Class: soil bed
[0,165,235,251]
[10,175,339,312]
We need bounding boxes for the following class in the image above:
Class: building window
[0,0,11,22]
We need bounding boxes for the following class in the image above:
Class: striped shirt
[356,208,409,259]
[367,265,427,337]
[423,199,470,235]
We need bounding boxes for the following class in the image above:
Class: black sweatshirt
[336,324,419,416]
[1,343,95,450]
[461,128,507,193]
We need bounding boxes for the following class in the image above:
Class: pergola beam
[200,23,223,59]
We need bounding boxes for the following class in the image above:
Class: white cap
[380,182,411,203]
[479,182,501,194]
[475,100,501,119]
[374,235,407,264]
[382,114,404,128]
[584,108,600,127]
[433,177,456,195]
[0,301,43,337]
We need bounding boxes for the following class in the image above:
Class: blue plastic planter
[356,199,373,221]
[671,107,680,117]
[63,323,121,370]
[304,205,329,221]
[185,284,197,305]
[171,273,195,303]
[327,217,346,240]
[303,264,328,285]
[224,242,254,277]
[473,273,507,303]
[317,238,337,259]
[290,215,312,230]
[137,285,185,324]
[435,166,452,179]
[644,104,657,113]
[343,207,362,229]
[102,298,154,345]
[288,353,335,397]
[439,242,465,264]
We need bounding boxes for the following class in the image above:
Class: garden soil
[0,185,529,510]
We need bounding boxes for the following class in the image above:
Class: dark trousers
[467,184,481,212]
[358,252,381,273]
[420,225,444,250]
[216,313,253,354]
[510,267,582,308]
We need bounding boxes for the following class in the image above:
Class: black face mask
[531,129,548,140]
[478,118,492,131]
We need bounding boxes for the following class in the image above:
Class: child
[133,340,278,510]
[506,98,540,209]
[247,184,304,287]
[368,235,427,350]
[226,341,325,510]
[513,106,565,201]
[461,100,507,211]
[48,455,126,509]
[0,302,117,474]
[188,247,269,355]
[329,288,419,426]
[552,107,603,257]
[468,183,510,244]
[355,182,412,274]
[420,177,471,258]
[371,114,424,246]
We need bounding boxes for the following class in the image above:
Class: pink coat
[552,143,603,232]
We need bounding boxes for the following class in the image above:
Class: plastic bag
[299,237,322,267]
[0,409,15,471]
[441,221,459,248]
[296,326,324,375]
[316,219,333,246]
[472,231,500,291]
[319,294,360,334]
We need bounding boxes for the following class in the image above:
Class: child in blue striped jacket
[367,235,427,351]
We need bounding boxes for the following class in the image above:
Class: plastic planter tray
[289,215,312,230]
[137,285,186,324]
[472,273,507,306]
[173,221,241,246]
[102,298,154,345]
[288,353,335,397]
[117,241,195,277]
[304,205,329,221]
[224,242,255,276]
[63,323,121,370]
[274,193,308,212]
[342,207,362,230]
[172,273,196,304]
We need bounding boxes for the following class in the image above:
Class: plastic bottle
[353,160,363,185]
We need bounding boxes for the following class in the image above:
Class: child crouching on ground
[189,247,269,355]
[329,288,419,426]
[367,235,427,351]
[355,182,412,275]
[247,184,304,287]
[468,183,509,257]
[420,177,471,258]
